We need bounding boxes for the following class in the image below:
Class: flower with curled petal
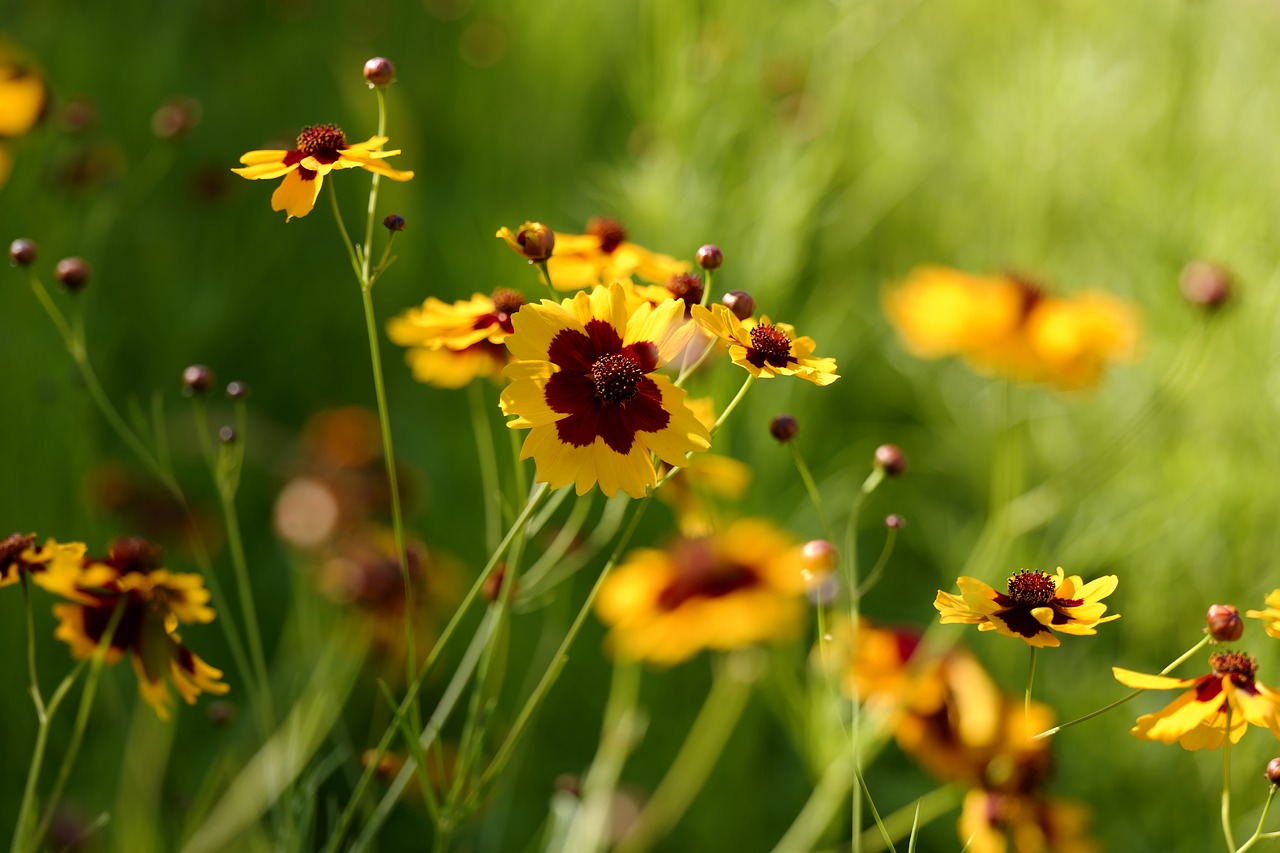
[691,303,838,386]
[934,568,1119,648]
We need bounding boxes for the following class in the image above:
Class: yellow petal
[270,170,323,221]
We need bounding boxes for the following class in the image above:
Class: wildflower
[1113,651,1280,750]
[500,282,710,498]
[691,304,839,386]
[1023,291,1139,390]
[232,124,413,220]
[496,221,555,263]
[1206,603,1244,642]
[46,537,229,719]
[1246,589,1280,639]
[0,47,47,191]
[959,789,1098,853]
[934,568,1119,648]
[541,217,689,292]
[388,289,525,388]
[595,519,808,664]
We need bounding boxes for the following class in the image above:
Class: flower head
[539,218,689,292]
[232,124,413,220]
[595,519,808,664]
[387,289,525,388]
[691,303,839,385]
[934,568,1119,648]
[1247,589,1280,639]
[500,282,710,498]
[959,789,1098,853]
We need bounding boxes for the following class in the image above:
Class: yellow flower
[959,789,1098,853]
[935,568,1119,648]
[46,537,228,720]
[1245,589,1280,638]
[691,303,839,385]
[387,289,526,389]
[1024,291,1139,390]
[539,217,689,292]
[0,44,48,192]
[0,532,41,586]
[232,123,413,220]
[1113,651,1280,750]
[595,518,807,665]
[499,282,710,498]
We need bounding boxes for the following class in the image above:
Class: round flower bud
[181,364,216,396]
[54,257,91,292]
[722,290,755,321]
[1267,758,1280,787]
[383,213,406,233]
[363,57,397,88]
[226,381,251,400]
[801,539,838,575]
[695,244,723,271]
[885,514,906,529]
[207,700,237,727]
[505,221,555,262]
[218,425,237,444]
[769,413,799,443]
[1180,261,1232,311]
[151,96,202,139]
[873,444,907,477]
[8,238,37,267]
[1206,604,1244,643]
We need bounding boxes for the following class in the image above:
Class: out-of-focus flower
[0,42,47,192]
[691,304,838,385]
[935,568,1119,649]
[1113,651,1280,750]
[232,124,413,220]
[884,266,1139,391]
[959,789,1098,853]
[500,282,709,498]
[387,289,525,388]
[657,398,751,536]
[595,518,807,665]
[1247,590,1280,639]
[541,217,689,292]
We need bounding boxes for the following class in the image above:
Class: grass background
[5,0,1280,849]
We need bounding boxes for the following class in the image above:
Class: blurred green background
[5,0,1280,849]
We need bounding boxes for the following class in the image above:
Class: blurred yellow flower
[0,43,48,191]
[232,123,413,220]
[959,789,1098,853]
[657,398,752,536]
[1246,589,1280,639]
[884,266,1138,390]
[935,568,1119,649]
[387,289,525,388]
[691,304,838,385]
[1113,651,1280,750]
[596,518,808,665]
[499,282,709,498]
[542,217,689,292]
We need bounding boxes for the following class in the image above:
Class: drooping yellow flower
[46,537,229,720]
[539,217,690,292]
[499,282,710,498]
[691,304,839,385]
[232,123,413,220]
[595,519,807,665]
[387,289,525,388]
[1245,589,1280,639]
[935,568,1119,649]
[959,789,1098,853]
[1113,651,1280,750]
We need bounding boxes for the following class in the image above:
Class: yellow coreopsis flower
[499,282,710,498]
[232,123,413,220]
[387,289,526,388]
[934,568,1119,649]
[691,303,839,385]
[538,217,690,292]
[1113,651,1280,750]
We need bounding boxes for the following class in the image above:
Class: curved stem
[1223,707,1237,852]
[469,381,502,553]
[790,443,834,542]
[20,577,45,721]
[1236,787,1278,852]
[853,527,898,599]
[713,374,755,432]
[1025,647,1038,730]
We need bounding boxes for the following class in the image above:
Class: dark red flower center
[748,323,794,369]
[106,537,165,575]
[590,353,644,405]
[0,532,36,572]
[296,124,348,161]
[1211,650,1258,680]
[587,217,627,254]
[475,288,526,334]
[1005,570,1056,605]
[656,539,761,611]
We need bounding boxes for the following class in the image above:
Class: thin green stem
[770,753,855,853]
[790,443,834,542]
[1025,647,1037,730]
[362,88,387,285]
[853,528,898,599]
[327,181,364,281]
[1223,706,1237,852]
[713,374,755,432]
[1236,787,1278,853]
[469,381,502,553]
[854,766,896,853]
[20,577,45,721]
[534,261,558,300]
[11,662,85,853]
[674,334,717,387]
[855,785,962,853]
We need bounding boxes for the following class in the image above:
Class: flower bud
[769,413,799,443]
[498,221,555,263]
[54,256,91,292]
[696,244,723,271]
[181,364,216,396]
[151,96,202,139]
[885,514,906,529]
[1267,757,1280,787]
[722,290,755,321]
[383,213,406,233]
[363,57,397,88]
[1180,261,1232,311]
[665,272,704,309]
[801,539,838,574]
[873,444,907,477]
[1206,604,1244,643]
[8,238,37,267]
[226,381,251,400]
[218,425,237,444]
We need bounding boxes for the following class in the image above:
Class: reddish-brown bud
[873,444,907,477]
[181,364,216,396]
[1267,758,1280,787]
[218,425,237,444]
[722,290,755,321]
[8,238,37,267]
[383,213,406,232]
[226,381,250,400]
[363,57,397,88]
[1206,604,1244,643]
[151,96,202,139]
[801,540,838,575]
[207,700,237,727]
[501,221,556,262]
[1180,261,1232,311]
[885,514,906,529]
[769,413,799,443]
[695,244,723,271]
[54,257,91,292]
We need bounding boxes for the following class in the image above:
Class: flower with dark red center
[1114,651,1280,750]
[500,282,710,498]
[532,218,690,292]
[595,518,808,664]
[387,288,527,388]
[232,123,414,220]
[690,303,839,386]
[935,567,1119,648]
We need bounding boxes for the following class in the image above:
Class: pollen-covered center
[296,124,348,158]
[490,288,525,317]
[1005,570,1057,605]
[590,353,644,405]
[750,324,793,366]
[1211,650,1258,681]
[588,217,628,254]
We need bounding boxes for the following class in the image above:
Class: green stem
[854,766,896,853]
[1025,647,1037,730]
[616,653,757,853]
[20,577,45,721]
[1236,787,1278,853]
[713,374,755,432]
[770,753,855,853]
[11,662,85,853]
[327,180,364,281]
[534,261,558,300]
[1223,706,1237,852]
[857,785,963,853]
[853,528,898,599]
[469,381,502,554]
[790,443,834,542]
